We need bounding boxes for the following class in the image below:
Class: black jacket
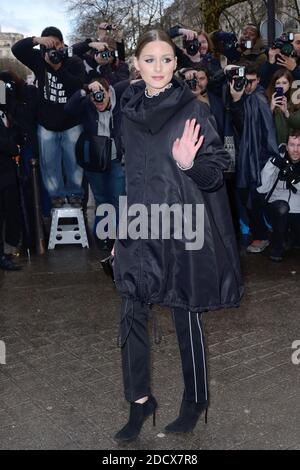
[114,79,243,312]
[72,39,129,85]
[230,86,279,188]
[0,116,19,189]
[65,80,129,160]
[12,37,85,131]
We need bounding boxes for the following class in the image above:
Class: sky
[0,1,73,42]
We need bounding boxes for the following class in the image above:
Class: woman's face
[198,34,209,56]
[275,76,290,94]
[134,40,177,96]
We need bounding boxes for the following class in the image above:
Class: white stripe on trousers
[188,311,198,402]
[196,312,208,402]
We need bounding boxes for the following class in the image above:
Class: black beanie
[41,26,63,42]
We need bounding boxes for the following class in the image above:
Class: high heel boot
[114,395,157,442]
[165,398,208,433]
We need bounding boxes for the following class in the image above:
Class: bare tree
[66,0,168,54]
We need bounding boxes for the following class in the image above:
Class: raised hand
[172,118,204,169]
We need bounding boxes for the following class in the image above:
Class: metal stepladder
[48,205,89,250]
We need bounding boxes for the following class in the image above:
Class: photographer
[211,24,267,68]
[65,78,126,250]
[0,79,22,271]
[229,63,279,253]
[72,23,129,85]
[260,31,300,88]
[178,66,224,139]
[12,26,86,209]
[168,25,222,76]
[257,130,300,261]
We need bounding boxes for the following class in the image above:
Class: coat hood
[121,77,195,134]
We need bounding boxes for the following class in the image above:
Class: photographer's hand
[89,41,108,51]
[268,48,280,64]
[229,82,245,102]
[271,92,284,112]
[172,119,204,169]
[88,81,102,93]
[276,54,297,71]
[33,36,57,48]
[179,28,197,40]
[184,70,197,80]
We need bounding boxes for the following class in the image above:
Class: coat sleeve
[256,159,279,194]
[11,37,42,75]
[184,103,231,192]
[64,89,87,119]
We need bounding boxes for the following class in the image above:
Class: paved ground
[0,236,300,450]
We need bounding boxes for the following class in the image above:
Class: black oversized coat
[114,79,243,312]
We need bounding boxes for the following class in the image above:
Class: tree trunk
[198,0,245,31]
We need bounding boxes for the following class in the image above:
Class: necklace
[145,83,173,98]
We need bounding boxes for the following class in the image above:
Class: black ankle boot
[114,395,157,442]
[165,399,208,433]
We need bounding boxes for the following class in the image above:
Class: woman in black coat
[113,30,243,442]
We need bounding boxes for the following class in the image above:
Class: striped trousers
[120,299,208,404]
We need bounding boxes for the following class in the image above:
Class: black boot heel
[114,395,157,442]
[153,409,156,427]
[204,407,208,424]
[165,399,208,434]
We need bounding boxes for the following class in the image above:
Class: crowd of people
[0,21,300,269]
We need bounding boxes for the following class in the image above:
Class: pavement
[0,236,300,450]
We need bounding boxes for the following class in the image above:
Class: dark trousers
[265,200,300,253]
[0,184,22,256]
[120,299,208,404]
[238,187,269,240]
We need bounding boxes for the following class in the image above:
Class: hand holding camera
[88,41,108,52]
[88,82,105,103]
[33,36,57,49]
[179,28,197,41]
[271,155,300,189]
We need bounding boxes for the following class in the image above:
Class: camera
[271,154,300,190]
[45,47,73,65]
[92,89,105,103]
[94,48,115,60]
[185,75,198,91]
[212,31,238,54]
[239,38,253,50]
[226,66,248,92]
[273,32,295,57]
[183,38,199,56]
[0,80,15,110]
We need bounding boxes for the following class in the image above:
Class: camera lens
[93,90,105,103]
[47,49,63,65]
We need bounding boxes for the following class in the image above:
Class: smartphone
[275,86,284,99]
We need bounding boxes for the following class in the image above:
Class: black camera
[95,48,115,60]
[185,75,198,91]
[271,154,300,191]
[239,38,253,50]
[45,47,73,65]
[183,38,199,56]
[226,66,248,92]
[212,31,238,53]
[273,33,295,58]
[92,89,105,103]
